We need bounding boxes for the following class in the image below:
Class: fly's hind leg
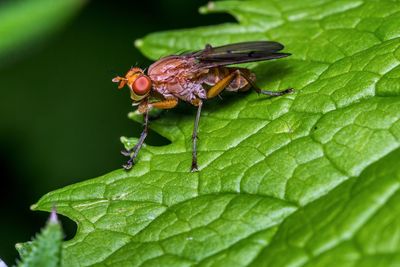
[207,69,293,98]
[206,70,241,99]
[238,70,294,96]
[122,98,178,170]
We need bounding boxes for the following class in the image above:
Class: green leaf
[0,0,85,65]
[16,210,63,267]
[33,0,400,266]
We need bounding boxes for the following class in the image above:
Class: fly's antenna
[112,76,128,89]
[112,76,127,82]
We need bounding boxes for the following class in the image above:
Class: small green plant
[1,209,63,267]
[30,0,400,266]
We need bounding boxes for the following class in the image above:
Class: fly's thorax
[148,56,197,81]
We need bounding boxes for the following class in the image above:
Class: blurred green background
[0,0,232,263]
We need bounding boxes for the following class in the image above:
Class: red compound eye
[132,76,151,95]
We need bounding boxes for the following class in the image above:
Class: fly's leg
[195,67,292,171]
[123,109,149,170]
[191,100,203,172]
[121,145,138,156]
[122,98,179,169]
[121,99,178,155]
[238,71,294,96]
[150,98,178,109]
[189,72,247,171]
[208,69,293,97]
[207,70,240,99]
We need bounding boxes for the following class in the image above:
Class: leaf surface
[34,0,400,266]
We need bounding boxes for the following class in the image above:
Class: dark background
[0,0,233,263]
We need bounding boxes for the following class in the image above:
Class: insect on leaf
[33,0,400,266]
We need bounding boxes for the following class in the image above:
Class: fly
[113,41,293,172]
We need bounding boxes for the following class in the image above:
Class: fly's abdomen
[227,68,255,92]
[202,67,229,86]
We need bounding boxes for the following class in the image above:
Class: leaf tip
[134,39,143,48]
[199,1,215,14]
[14,242,23,252]
[127,110,142,122]
[120,136,129,144]
[120,136,139,151]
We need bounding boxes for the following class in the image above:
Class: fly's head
[112,67,152,102]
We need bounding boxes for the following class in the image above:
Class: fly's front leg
[123,109,149,169]
[150,98,178,110]
[191,99,203,172]
[122,98,178,170]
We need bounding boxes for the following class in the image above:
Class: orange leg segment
[206,71,239,99]
[150,98,179,109]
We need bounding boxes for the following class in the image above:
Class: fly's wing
[185,41,290,68]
